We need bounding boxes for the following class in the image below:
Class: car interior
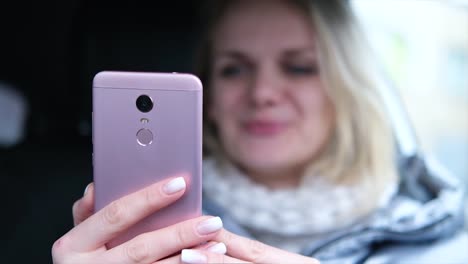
[1,0,466,262]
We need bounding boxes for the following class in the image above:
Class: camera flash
[140,118,149,124]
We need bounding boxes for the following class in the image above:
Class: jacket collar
[202,154,465,261]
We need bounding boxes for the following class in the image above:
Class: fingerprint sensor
[136,128,153,146]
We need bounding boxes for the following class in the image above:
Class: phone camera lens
[136,95,153,113]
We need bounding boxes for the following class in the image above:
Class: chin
[234,147,300,174]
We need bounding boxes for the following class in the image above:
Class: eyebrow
[213,51,249,60]
[282,46,317,57]
[214,47,317,60]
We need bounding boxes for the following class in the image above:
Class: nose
[248,66,283,108]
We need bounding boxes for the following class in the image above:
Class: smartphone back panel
[92,71,202,248]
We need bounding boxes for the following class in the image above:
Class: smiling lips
[243,120,288,136]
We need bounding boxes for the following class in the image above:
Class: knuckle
[51,239,62,258]
[52,236,69,262]
[102,200,125,226]
[220,229,235,244]
[246,239,267,263]
[174,224,190,246]
[125,238,150,263]
[143,186,159,207]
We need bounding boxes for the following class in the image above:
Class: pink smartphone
[92,71,202,248]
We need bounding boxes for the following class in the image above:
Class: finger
[105,216,224,264]
[73,183,95,226]
[157,241,219,262]
[202,242,228,254]
[215,229,320,264]
[181,249,248,264]
[157,242,227,264]
[187,241,227,254]
[68,175,188,252]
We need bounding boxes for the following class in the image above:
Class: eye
[284,64,319,76]
[218,64,249,79]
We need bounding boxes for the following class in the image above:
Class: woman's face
[209,0,335,183]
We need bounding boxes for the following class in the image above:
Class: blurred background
[353,0,468,200]
[0,0,466,262]
[352,0,468,229]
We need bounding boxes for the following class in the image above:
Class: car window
[352,0,468,192]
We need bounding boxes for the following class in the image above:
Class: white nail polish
[197,217,223,235]
[207,242,227,255]
[163,177,186,194]
[181,249,207,264]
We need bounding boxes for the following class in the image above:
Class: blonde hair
[196,0,398,209]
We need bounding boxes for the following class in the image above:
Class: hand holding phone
[53,175,226,264]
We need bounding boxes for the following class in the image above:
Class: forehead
[212,0,316,55]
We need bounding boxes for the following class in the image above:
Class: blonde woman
[53,1,467,263]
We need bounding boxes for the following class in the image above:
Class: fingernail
[163,177,186,194]
[181,249,207,264]
[207,242,227,254]
[83,183,92,196]
[197,216,223,235]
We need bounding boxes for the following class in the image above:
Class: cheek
[209,82,246,126]
[210,86,247,155]
[294,85,335,139]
